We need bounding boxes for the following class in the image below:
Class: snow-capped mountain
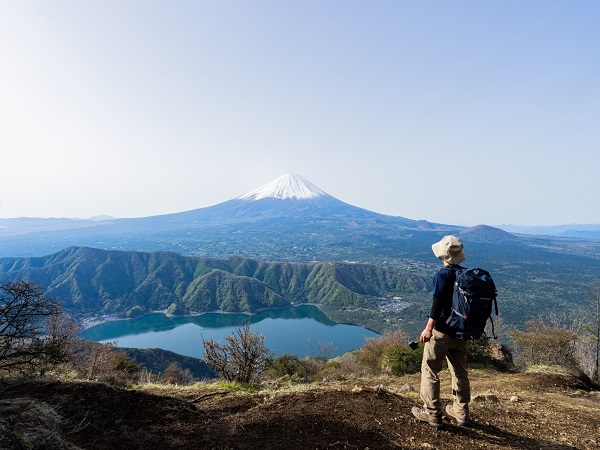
[238,174,326,201]
[161,173,407,223]
[0,174,451,257]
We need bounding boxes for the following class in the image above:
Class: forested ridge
[0,247,429,323]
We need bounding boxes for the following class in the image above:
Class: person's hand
[420,327,433,343]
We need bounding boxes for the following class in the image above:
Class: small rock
[510,395,520,402]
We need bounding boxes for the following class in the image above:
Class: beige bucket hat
[432,235,466,264]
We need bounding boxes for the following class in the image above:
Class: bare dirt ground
[1,369,599,450]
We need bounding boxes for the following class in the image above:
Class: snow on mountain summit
[238,174,327,201]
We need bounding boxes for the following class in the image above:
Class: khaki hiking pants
[420,329,470,420]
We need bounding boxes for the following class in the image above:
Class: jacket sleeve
[429,268,449,320]
[429,294,444,320]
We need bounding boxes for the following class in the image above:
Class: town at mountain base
[2,369,598,450]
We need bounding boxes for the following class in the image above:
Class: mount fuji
[0,174,468,258]
[118,173,434,228]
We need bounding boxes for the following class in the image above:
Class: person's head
[432,235,465,265]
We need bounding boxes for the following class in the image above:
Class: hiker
[412,235,470,427]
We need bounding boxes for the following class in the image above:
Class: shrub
[160,362,194,385]
[511,319,578,371]
[64,340,141,385]
[268,354,302,377]
[574,285,600,382]
[318,360,351,381]
[202,323,275,383]
[355,330,413,375]
[0,280,76,378]
[266,354,320,381]
[381,342,423,376]
[467,335,495,365]
[317,357,374,381]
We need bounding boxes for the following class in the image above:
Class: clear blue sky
[1,1,598,226]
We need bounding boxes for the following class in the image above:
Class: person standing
[412,235,471,427]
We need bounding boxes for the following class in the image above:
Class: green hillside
[0,247,429,332]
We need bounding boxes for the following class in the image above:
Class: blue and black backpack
[445,267,499,341]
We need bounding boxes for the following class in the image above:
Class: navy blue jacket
[430,264,464,334]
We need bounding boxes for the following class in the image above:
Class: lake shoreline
[80,305,379,359]
[80,303,323,330]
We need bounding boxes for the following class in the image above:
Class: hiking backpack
[445,268,499,341]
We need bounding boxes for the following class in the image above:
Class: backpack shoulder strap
[441,265,466,278]
[441,265,464,272]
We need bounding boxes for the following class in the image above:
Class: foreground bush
[265,354,320,381]
[511,319,578,371]
[203,323,274,383]
[380,342,423,375]
[0,280,76,378]
[355,330,422,376]
[60,340,141,385]
[159,362,195,385]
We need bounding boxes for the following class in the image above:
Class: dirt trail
[1,370,598,449]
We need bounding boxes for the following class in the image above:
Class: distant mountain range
[497,223,600,239]
[2,174,596,247]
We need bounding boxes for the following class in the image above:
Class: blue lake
[80,305,380,359]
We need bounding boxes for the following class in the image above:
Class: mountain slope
[458,224,518,243]
[0,247,429,320]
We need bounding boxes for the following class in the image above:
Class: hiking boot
[445,404,469,426]
[411,406,442,428]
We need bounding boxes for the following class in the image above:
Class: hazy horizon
[2,2,599,226]
[1,171,598,230]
